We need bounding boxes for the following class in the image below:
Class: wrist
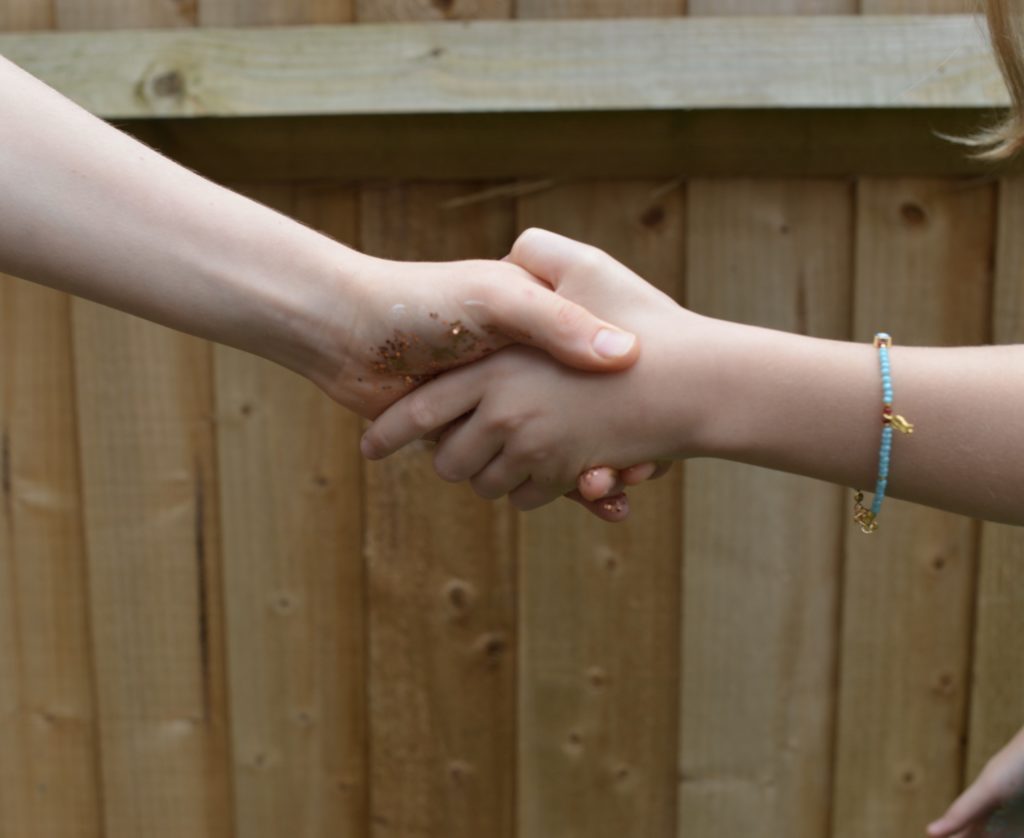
[224,222,372,390]
[650,308,733,460]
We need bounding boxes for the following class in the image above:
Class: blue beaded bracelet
[853,333,914,534]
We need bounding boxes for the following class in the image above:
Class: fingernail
[593,329,636,359]
[360,435,377,460]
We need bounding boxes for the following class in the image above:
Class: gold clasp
[852,491,878,534]
[885,413,915,434]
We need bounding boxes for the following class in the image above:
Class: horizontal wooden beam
[119,109,1021,180]
[0,16,1009,119]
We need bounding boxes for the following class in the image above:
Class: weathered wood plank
[54,0,194,30]
[863,0,975,12]
[0,17,1006,118]
[514,181,684,838]
[199,0,354,26]
[681,180,851,838]
[690,0,853,13]
[71,307,235,838]
[831,178,994,838]
[360,183,517,838]
[0,0,51,30]
[0,279,101,838]
[519,0,684,17]
[356,0,511,20]
[214,184,367,838]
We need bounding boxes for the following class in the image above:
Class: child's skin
[928,725,1024,837]
[363,228,1024,527]
[362,233,714,511]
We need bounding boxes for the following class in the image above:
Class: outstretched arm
[0,56,639,418]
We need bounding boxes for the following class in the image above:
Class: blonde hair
[973,0,1024,159]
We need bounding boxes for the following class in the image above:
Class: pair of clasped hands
[339,226,704,522]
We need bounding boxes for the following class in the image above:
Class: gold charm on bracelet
[853,491,879,534]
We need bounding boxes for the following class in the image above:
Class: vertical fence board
[518,0,683,16]
[832,178,994,838]
[514,181,684,838]
[72,309,234,838]
[861,0,976,11]
[214,185,367,838]
[964,177,1024,781]
[360,183,518,838]
[54,0,195,29]
[681,180,851,838]
[0,280,101,838]
[356,0,511,21]
[688,0,852,12]
[199,0,353,26]
[0,0,51,30]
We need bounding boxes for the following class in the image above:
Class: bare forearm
[690,318,1024,526]
[0,55,360,380]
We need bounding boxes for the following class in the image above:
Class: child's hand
[928,726,1024,837]
[360,229,712,511]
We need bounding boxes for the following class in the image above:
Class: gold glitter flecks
[367,314,499,393]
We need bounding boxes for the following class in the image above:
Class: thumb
[483,278,638,372]
[927,777,999,837]
[492,227,638,371]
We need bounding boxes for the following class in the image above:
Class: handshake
[324,227,718,522]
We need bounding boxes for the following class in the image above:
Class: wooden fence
[1,1,1023,838]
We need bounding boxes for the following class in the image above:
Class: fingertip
[592,328,638,364]
[360,432,380,461]
[620,462,658,485]
[595,493,630,523]
[577,467,619,501]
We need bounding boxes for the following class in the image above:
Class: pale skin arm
[0,56,639,423]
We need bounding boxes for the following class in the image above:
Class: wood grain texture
[200,0,353,25]
[55,0,195,30]
[0,280,101,838]
[831,178,995,838]
[682,180,852,838]
[518,0,684,17]
[0,17,1006,119]
[862,0,976,12]
[360,183,517,838]
[356,0,511,20]
[690,0,852,12]
[0,0,51,30]
[214,185,366,838]
[514,181,684,838]
[964,176,1024,781]
[71,306,234,838]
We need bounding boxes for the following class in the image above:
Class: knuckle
[575,244,607,273]
[512,227,543,257]
[407,395,437,434]
[486,410,526,435]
